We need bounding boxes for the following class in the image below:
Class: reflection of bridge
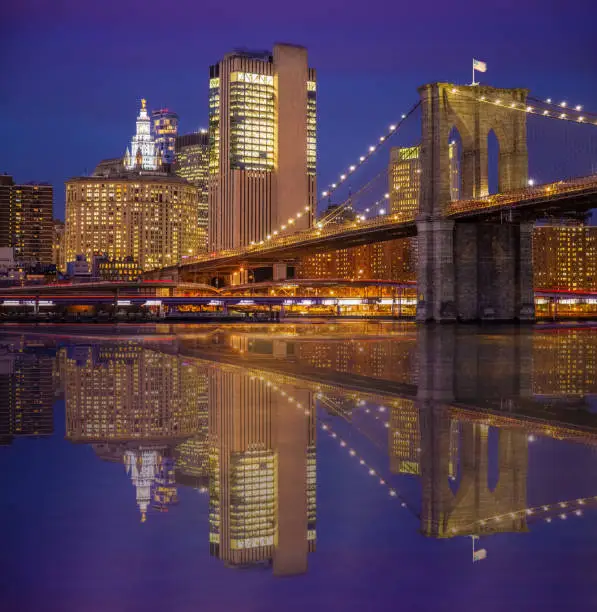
[146,83,597,323]
[8,326,597,569]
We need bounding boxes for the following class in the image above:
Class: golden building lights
[64,176,201,271]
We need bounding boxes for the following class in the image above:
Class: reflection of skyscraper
[0,345,54,446]
[389,399,420,475]
[174,368,209,487]
[64,345,204,522]
[208,366,316,574]
[65,345,201,443]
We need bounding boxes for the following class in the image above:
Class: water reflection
[2,323,597,576]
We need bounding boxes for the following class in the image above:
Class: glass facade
[152,109,179,165]
[229,72,275,171]
[389,145,420,221]
[208,77,220,176]
[307,81,317,175]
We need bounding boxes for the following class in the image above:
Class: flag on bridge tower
[472,58,487,85]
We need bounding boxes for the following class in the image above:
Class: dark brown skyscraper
[0,175,53,264]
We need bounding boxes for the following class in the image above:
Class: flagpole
[472,59,476,86]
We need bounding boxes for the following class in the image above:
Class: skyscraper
[175,131,210,251]
[388,146,420,221]
[208,44,316,251]
[0,175,53,264]
[124,99,158,170]
[152,108,179,166]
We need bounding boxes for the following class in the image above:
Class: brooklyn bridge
[144,82,597,322]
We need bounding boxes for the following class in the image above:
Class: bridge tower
[416,83,535,322]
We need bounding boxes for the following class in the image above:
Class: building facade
[124,99,158,171]
[297,238,415,282]
[533,224,597,291]
[388,141,459,219]
[152,108,179,166]
[0,175,53,264]
[92,254,142,282]
[389,146,420,221]
[208,45,316,251]
[175,131,210,251]
[65,175,201,271]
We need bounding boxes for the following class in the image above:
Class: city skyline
[2,1,596,221]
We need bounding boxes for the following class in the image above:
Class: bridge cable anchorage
[450,495,597,535]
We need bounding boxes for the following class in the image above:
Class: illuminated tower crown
[124,98,158,171]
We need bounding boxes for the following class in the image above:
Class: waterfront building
[124,99,158,171]
[533,224,597,292]
[175,131,210,251]
[91,253,142,282]
[297,238,415,282]
[0,175,53,264]
[208,45,316,251]
[152,108,179,166]
[65,175,201,271]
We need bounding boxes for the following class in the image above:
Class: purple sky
[1,0,597,219]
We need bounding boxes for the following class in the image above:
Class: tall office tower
[124,99,158,170]
[208,366,316,574]
[152,108,179,166]
[533,224,597,292]
[65,175,200,270]
[175,131,210,251]
[52,219,65,271]
[389,146,420,220]
[208,44,316,251]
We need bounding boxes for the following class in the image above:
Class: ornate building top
[124,98,158,171]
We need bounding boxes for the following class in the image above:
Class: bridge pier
[417,220,535,322]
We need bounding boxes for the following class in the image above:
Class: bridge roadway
[147,174,597,277]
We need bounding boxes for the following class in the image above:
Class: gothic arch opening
[447,126,462,201]
[487,129,500,195]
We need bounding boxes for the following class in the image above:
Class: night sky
[2,0,597,220]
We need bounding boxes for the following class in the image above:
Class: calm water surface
[1,321,597,611]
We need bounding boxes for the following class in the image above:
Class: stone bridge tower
[416,83,535,322]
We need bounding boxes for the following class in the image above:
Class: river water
[1,321,596,611]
